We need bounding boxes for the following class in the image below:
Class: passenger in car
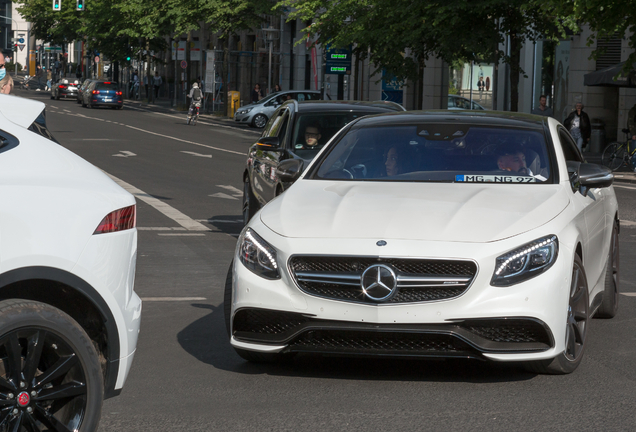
[384,145,411,176]
[497,146,533,176]
[295,125,322,150]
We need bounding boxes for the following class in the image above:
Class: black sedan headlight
[238,228,280,279]
[491,235,558,286]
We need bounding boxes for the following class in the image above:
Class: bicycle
[187,101,201,125]
[601,128,636,172]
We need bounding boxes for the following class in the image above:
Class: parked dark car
[82,81,123,109]
[51,78,80,100]
[76,79,94,104]
[242,100,406,225]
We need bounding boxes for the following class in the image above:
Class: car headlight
[237,108,252,115]
[238,228,280,279]
[491,235,558,286]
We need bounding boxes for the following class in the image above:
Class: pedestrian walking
[46,69,52,91]
[251,83,262,103]
[153,72,162,99]
[531,95,554,117]
[564,102,591,152]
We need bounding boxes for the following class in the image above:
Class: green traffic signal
[52,0,61,11]
[76,0,84,10]
[126,56,131,61]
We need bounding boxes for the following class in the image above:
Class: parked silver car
[234,90,326,128]
[448,94,486,110]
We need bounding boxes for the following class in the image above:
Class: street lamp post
[262,26,279,95]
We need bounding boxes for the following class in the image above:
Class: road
[14,89,636,431]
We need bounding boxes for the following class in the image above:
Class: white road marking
[105,173,209,231]
[196,219,242,223]
[217,184,242,195]
[135,109,260,135]
[137,227,187,231]
[209,192,239,200]
[621,220,636,227]
[157,233,206,236]
[113,150,136,158]
[77,138,115,141]
[181,151,212,158]
[613,184,636,191]
[621,292,636,297]
[141,297,207,301]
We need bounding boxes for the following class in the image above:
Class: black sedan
[242,100,405,225]
[51,78,80,100]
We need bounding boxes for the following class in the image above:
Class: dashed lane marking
[157,233,206,236]
[621,292,636,297]
[105,173,209,231]
[141,297,207,301]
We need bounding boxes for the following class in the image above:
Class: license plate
[104,98,112,102]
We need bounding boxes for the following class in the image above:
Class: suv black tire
[0,299,104,430]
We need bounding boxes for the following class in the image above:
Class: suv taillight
[94,205,136,234]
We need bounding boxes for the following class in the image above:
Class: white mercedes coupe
[226,111,619,374]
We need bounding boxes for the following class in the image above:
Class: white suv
[0,94,141,430]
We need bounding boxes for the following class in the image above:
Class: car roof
[294,100,405,113]
[352,110,548,129]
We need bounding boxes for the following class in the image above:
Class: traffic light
[76,0,84,10]
[52,0,61,11]
[126,56,131,61]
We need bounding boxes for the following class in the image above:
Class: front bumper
[234,111,254,123]
[229,230,574,362]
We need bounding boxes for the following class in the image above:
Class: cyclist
[188,82,203,121]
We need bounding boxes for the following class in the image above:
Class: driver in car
[497,147,533,176]
[295,125,322,150]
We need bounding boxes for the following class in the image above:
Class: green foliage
[536,0,636,72]
[15,0,84,43]
[4,62,23,72]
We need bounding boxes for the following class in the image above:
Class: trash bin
[228,91,240,118]
[590,120,605,153]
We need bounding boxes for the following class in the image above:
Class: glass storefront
[449,62,495,110]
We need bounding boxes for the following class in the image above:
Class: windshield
[96,82,119,91]
[314,124,552,183]
[291,112,376,158]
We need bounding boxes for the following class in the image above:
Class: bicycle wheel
[193,114,198,126]
[602,142,626,171]
[186,115,191,125]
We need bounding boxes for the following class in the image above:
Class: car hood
[260,181,569,243]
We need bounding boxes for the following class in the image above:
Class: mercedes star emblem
[361,264,398,302]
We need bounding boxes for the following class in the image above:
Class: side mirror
[276,159,304,183]
[577,163,614,196]
[256,136,280,150]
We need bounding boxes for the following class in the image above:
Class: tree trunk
[509,33,521,112]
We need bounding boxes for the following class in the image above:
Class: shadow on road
[177,303,536,384]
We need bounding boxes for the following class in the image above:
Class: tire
[252,114,268,128]
[224,262,233,338]
[50,94,55,100]
[596,219,620,318]
[116,106,123,110]
[601,142,626,171]
[0,299,104,430]
[81,100,87,107]
[524,254,589,374]
[242,177,259,226]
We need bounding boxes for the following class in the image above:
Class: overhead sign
[181,60,187,69]
[325,44,352,75]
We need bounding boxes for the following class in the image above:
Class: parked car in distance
[51,78,80,100]
[242,100,406,225]
[82,80,123,109]
[234,90,328,128]
[0,94,142,429]
[77,78,94,104]
[448,94,486,110]
[228,110,619,375]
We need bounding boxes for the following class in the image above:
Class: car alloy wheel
[242,179,259,226]
[252,114,267,128]
[0,300,103,431]
[524,254,589,374]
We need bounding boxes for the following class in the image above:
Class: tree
[199,0,278,112]
[282,0,557,111]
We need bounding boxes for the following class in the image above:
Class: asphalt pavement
[10,88,636,431]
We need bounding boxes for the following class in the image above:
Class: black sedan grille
[289,256,477,304]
